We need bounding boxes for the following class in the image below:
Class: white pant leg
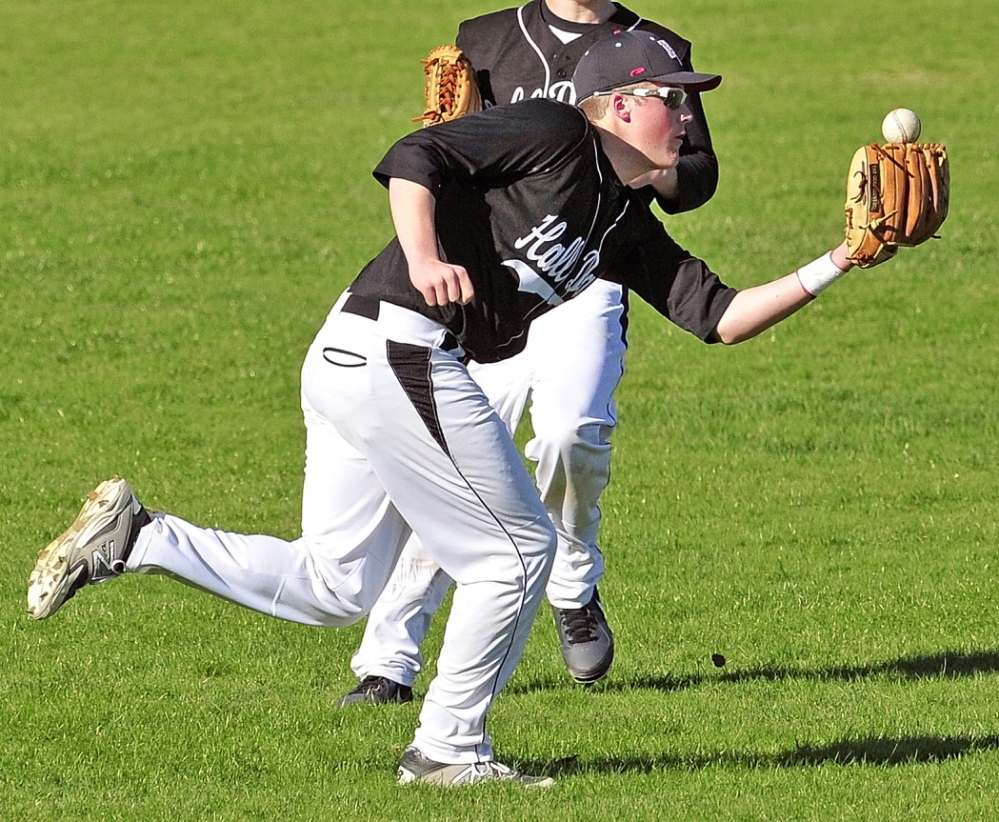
[524,279,626,609]
[348,282,625,681]
[130,297,555,763]
[128,388,411,626]
[311,301,555,763]
[348,353,535,685]
[348,539,452,687]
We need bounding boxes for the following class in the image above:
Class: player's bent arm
[667,150,719,213]
[714,243,854,345]
[388,178,474,307]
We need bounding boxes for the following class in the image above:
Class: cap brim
[649,71,722,92]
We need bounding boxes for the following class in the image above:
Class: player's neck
[592,126,656,186]
[542,0,617,25]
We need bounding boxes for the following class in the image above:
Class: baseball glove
[844,142,950,268]
[415,45,482,127]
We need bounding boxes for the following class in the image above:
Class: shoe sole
[563,633,614,685]
[569,653,613,685]
[27,477,134,620]
[399,765,554,788]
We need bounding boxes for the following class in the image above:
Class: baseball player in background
[340,0,719,707]
[28,31,871,786]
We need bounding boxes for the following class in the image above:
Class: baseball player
[28,31,868,786]
[340,0,719,706]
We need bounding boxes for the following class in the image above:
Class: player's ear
[609,92,633,123]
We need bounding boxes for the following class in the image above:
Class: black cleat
[337,675,414,707]
[552,587,614,684]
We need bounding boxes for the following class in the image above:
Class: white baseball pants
[350,279,626,686]
[126,291,556,764]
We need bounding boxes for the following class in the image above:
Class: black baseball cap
[573,31,722,102]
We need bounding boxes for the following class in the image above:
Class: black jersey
[456,0,718,214]
[348,100,736,364]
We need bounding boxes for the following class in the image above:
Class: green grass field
[2,0,997,819]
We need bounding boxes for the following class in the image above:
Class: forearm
[389,177,440,266]
[714,274,813,344]
[714,243,854,344]
[387,177,474,306]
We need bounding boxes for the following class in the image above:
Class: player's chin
[655,148,681,170]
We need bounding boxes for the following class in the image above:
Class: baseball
[881,108,921,143]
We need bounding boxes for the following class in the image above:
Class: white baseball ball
[881,108,921,143]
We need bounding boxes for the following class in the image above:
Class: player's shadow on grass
[627,649,999,693]
[508,650,999,695]
[527,734,999,777]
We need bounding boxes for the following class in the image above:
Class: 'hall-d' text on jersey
[348,100,736,364]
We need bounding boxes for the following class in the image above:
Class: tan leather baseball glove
[844,142,950,268]
[415,45,482,127]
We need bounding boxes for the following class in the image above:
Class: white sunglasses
[590,86,688,110]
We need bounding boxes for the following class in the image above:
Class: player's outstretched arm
[714,242,854,345]
[388,178,474,307]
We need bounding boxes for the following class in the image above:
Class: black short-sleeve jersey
[455,0,718,214]
[348,100,736,364]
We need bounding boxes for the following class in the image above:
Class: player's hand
[408,258,475,307]
[829,242,855,273]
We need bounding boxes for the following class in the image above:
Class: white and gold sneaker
[27,477,150,619]
[398,747,554,788]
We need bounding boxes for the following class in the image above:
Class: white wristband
[795,252,849,297]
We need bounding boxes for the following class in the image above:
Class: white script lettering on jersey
[503,214,602,306]
[510,81,577,105]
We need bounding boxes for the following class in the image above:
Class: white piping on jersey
[507,132,629,311]
[508,134,603,308]
[585,134,605,241]
[563,199,630,297]
[517,5,552,99]
[595,202,630,266]
[561,134,631,298]
[515,4,644,102]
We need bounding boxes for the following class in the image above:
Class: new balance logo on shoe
[91,541,126,583]
[27,477,150,620]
